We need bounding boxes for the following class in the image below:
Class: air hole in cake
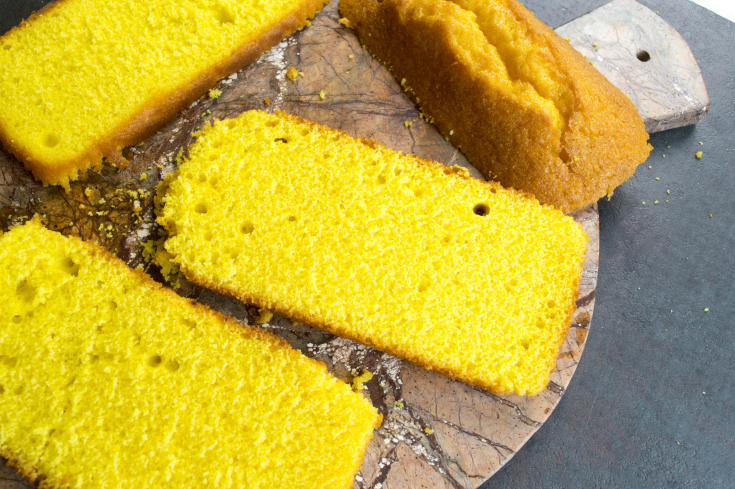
[0,385,4,395]
[148,355,163,368]
[226,119,237,129]
[547,300,556,308]
[240,221,254,234]
[13,386,23,395]
[288,215,297,222]
[90,354,99,363]
[15,280,36,302]
[473,203,489,216]
[265,120,279,127]
[394,169,402,176]
[418,280,430,293]
[182,319,196,329]
[535,318,546,329]
[559,148,572,163]
[210,176,219,186]
[194,203,208,214]
[208,154,218,161]
[2,44,10,50]
[274,137,289,144]
[1,356,17,368]
[212,5,236,24]
[377,175,386,185]
[165,360,180,372]
[61,256,80,276]
[520,340,530,350]
[442,236,451,245]
[198,174,208,183]
[414,189,424,197]
[636,50,651,62]
[34,99,43,106]
[230,250,240,260]
[489,187,497,194]
[300,128,310,136]
[443,167,453,175]
[212,140,223,149]
[11,316,21,324]
[509,278,519,287]
[324,153,332,159]
[204,230,213,241]
[42,133,60,148]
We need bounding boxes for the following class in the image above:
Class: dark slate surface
[1,1,733,488]
[482,1,735,488]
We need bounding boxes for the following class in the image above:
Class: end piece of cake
[157,110,589,395]
[339,0,652,212]
[0,0,327,189]
[0,219,379,489]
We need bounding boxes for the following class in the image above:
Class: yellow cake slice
[0,0,327,189]
[157,110,589,395]
[0,219,379,489]
[339,0,652,212]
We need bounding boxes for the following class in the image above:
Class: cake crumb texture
[158,110,588,395]
[0,0,327,188]
[0,219,379,489]
[339,0,652,212]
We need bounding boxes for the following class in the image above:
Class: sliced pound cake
[339,0,652,212]
[0,0,327,188]
[158,110,589,395]
[0,219,379,489]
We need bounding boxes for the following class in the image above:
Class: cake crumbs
[319,90,325,100]
[709,214,713,218]
[208,88,222,99]
[424,427,434,434]
[351,370,373,391]
[338,17,352,28]
[394,400,404,408]
[696,151,703,159]
[255,309,273,324]
[139,173,147,181]
[84,188,92,198]
[654,200,659,204]
[704,308,709,312]
[401,78,406,86]
[404,121,412,128]
[349,54,354,59]
[593,42,598,50]
[305,20,311,27]
[655,177,660,180]
[667,189,670,194]
[699,141,703,145]
[286,67,299,81]
[264,97,270,106]
[450,130,454,135]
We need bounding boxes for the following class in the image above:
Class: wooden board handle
[556,0,709,133]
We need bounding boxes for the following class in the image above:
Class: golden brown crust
[158,110,588,396]
[0,0,329,190]
[339,0,652,212]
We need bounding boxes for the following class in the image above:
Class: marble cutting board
[0,0,707,487]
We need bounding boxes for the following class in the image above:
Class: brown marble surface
[0,2,600,488]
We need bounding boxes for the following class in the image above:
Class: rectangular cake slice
[158,110,589,395]
[0,219,379,489]
[0,0,327,188]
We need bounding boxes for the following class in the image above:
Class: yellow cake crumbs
[667,145,671,149]
[593,42,598,50]
[351,370,373,391]
[563,37,570,42]
[394,400,404,408]
[319,90,325,100]
[699,141,703,145]
[287,67,299,81]
[404,121,412,128]
[401,78,406,86]
[424,428,434,434]
[655,177,660,181]
[696,151,703,159]
[106,232,113,238]
[98,198,106,205]
[349,54,354,59]
[709,214,713,218]
[256,309,274,324]
[264,97,270,106]
[208,88,223,99]
[84,188,92,198]
[667,190,670,194]
[305,20,311,27]
[142,238,179,281]
[654,201,659,204]
[704,308,709,312]
[642,201,646,205]
[338,17,352,28]
[139,173,147,181]
[450,130,454,135]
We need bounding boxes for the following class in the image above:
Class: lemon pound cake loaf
[158,110,588,395]
[0,0,327,189]
[339,0,652,212]
[0,220,380,489]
